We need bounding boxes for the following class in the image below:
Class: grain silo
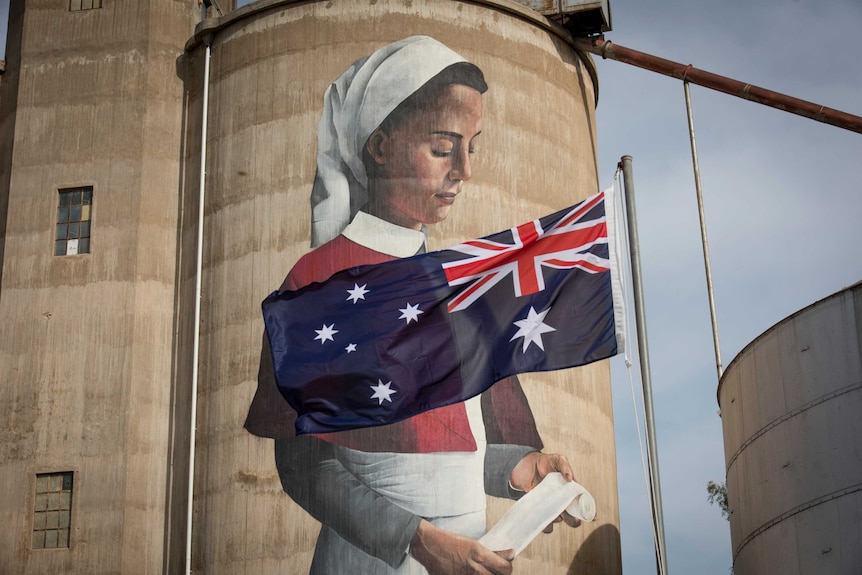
[186,1,620,573]
[0,2,199,573]
[0,1,621,573]
[718,282,862,574]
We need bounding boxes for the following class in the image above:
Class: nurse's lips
[435,189,460,205]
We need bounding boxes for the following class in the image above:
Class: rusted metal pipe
[575,36,862,135]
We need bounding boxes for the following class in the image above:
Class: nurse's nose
[450,147,472,182]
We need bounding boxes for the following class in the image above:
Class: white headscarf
[310,36,477,247]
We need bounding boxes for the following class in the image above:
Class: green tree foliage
[706,480,729,520]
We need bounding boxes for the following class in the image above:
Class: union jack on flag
[263,188,625,435]
[443,192,611,312]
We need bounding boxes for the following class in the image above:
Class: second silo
[718,282,862,574]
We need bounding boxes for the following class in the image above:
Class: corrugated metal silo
[718,282,862,574]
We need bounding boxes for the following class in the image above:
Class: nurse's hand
[509,451,583,532]
[410,519,514,575]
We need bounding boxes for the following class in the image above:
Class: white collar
[342,211,426,258]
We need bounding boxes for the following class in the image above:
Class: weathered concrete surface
[188,1,619,574]
[719,282,862,575]
[0,1,198,573]
[0,1,22,297]
[1,0,621,573]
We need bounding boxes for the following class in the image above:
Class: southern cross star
[346,283,370,304]
[314,323,338,344]
[370,380,397,405]
[510,306,556,352]
[398,302,423,324]
[345,343,357,353]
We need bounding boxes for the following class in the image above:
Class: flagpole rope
[614,169,666,575]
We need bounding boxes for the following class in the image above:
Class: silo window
[33,472,74,549]
[55,187,92,256]
[69,0,102,11]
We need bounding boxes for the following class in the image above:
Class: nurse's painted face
[365,83,483,230]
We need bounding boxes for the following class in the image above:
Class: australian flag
[263,188,625,435]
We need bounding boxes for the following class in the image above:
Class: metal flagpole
[620,155,669,575]
[683,81,724,381]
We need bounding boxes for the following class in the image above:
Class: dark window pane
[34,472,73,549]
[33,512,46,530]
[78,237,90,253]
[49,475,62,491]
[57,188,93,256]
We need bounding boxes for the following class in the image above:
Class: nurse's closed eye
[432,140,455,157]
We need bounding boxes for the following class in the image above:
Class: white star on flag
[346,283,370,303]
[398,303,424,324]
[345,343,357,353]
[314,323,338,344]
[370,380,397,405]
[510,306,556,352]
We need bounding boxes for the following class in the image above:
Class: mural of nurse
[245,36,581,575]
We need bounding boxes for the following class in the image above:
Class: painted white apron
[309,398,487,574]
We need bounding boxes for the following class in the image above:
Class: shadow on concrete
[569,523,622,575]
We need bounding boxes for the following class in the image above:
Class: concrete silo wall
[188,0,620,572]
[0,1,199,573]
[718,282,862,574]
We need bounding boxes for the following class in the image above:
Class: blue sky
[4,1,860,573]
[597,1,862,573]
[0,0,6,58]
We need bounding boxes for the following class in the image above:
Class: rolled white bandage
[479,472,596,556]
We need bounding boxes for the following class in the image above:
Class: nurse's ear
[365,128,390,166]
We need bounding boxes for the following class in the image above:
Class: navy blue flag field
[263,188,626,435]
